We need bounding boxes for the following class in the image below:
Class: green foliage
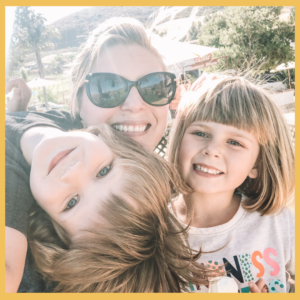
[6,44,27,79]
[10,6,61,78]
[289,7,295,24]
[186,20,201,41]
[30,74,71,106]
[198,6,295,74]
[19,66,28,81]
[48,53,75,74]
[259,69,295,89]
[11,7,60,52]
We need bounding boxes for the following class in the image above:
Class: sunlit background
[5,6,294,135]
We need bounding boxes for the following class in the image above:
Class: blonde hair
[28,124,212,292]
[168,76,294,215]
[70,17,166,117]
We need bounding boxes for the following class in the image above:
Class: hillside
[50,6,159,49]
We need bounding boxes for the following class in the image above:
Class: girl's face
[30,131,125,236]
[178,122,260,194]
[80,44,169,150]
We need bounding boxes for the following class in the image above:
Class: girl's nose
[202,141,221,158]
[120,86,146,113]
[60,161,83,183]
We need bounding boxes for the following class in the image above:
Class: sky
[5,6,91,55]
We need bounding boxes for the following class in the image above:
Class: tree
[10,6,60,108]
[198,6,295,74]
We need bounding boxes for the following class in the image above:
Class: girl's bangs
[183,79,276,145]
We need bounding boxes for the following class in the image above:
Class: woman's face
[30,131,125,236]
[80,44,169,150]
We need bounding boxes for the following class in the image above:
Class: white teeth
[194,165,222,175]
[113,124,147,132]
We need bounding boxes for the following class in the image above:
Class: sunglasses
[84,72,177,108]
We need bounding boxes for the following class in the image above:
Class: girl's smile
[193,163,224,176]
[179,122,260,194]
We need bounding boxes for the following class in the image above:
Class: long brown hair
[28,124,212,292]
[168,76,294,215]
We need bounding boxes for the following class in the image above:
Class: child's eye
[97,165,111,177]
[228,140,242,147]
[193,131,208,138]
[65,195,79,211]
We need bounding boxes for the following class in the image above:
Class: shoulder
[6,110,82,137]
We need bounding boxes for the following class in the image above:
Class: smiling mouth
[48,148,76,175]
[193,164,224,175]
[112,124,151,133]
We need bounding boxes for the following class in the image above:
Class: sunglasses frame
[84,72,177,108]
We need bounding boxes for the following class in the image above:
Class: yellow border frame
[2,1,298,299]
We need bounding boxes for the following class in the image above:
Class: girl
[6,112,211,292]
[168,76,295,293]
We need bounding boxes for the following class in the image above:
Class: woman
[5,17,178,292]
[7,17,174,150]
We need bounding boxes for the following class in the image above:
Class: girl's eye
[65,195,79,211]
[228,140,242,147]
[194,131,208,138]
[97,165,111,177]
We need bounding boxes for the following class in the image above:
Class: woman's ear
[248,168,258,179]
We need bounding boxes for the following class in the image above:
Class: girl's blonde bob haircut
[28,124,212,292]
[168,76,294,215]
[70,17,166,117]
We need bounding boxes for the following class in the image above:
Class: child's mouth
[193,164,224,175]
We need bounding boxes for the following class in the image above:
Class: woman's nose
[120,86,146,113]
[60,161,83,183]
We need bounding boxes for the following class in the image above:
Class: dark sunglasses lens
[88,74,127,108]
[139,73,175,106]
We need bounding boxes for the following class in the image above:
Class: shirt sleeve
[5,140,34,237]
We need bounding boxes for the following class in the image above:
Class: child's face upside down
[178,122,260,195]
[30,130,126,236]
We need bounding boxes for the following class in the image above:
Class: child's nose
[202,141,221,158]
[120,86,146,113]
[60,161,83,182]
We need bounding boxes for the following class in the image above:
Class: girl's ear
[248,168,258,179]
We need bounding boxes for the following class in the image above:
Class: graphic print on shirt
[238,253,255,282]
[206,260,225,277]
[189,247,285,293]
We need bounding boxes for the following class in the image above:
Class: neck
[174,190,241,228]
[20,126,62,165]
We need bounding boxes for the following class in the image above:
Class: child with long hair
[6,112,212,292]
[168,76,295,293]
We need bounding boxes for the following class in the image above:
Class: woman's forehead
[89,44,164,77]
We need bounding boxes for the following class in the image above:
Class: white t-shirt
[171,197,295,293]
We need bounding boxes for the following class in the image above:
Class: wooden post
[288,69,292,89]
[42,86,49,110]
